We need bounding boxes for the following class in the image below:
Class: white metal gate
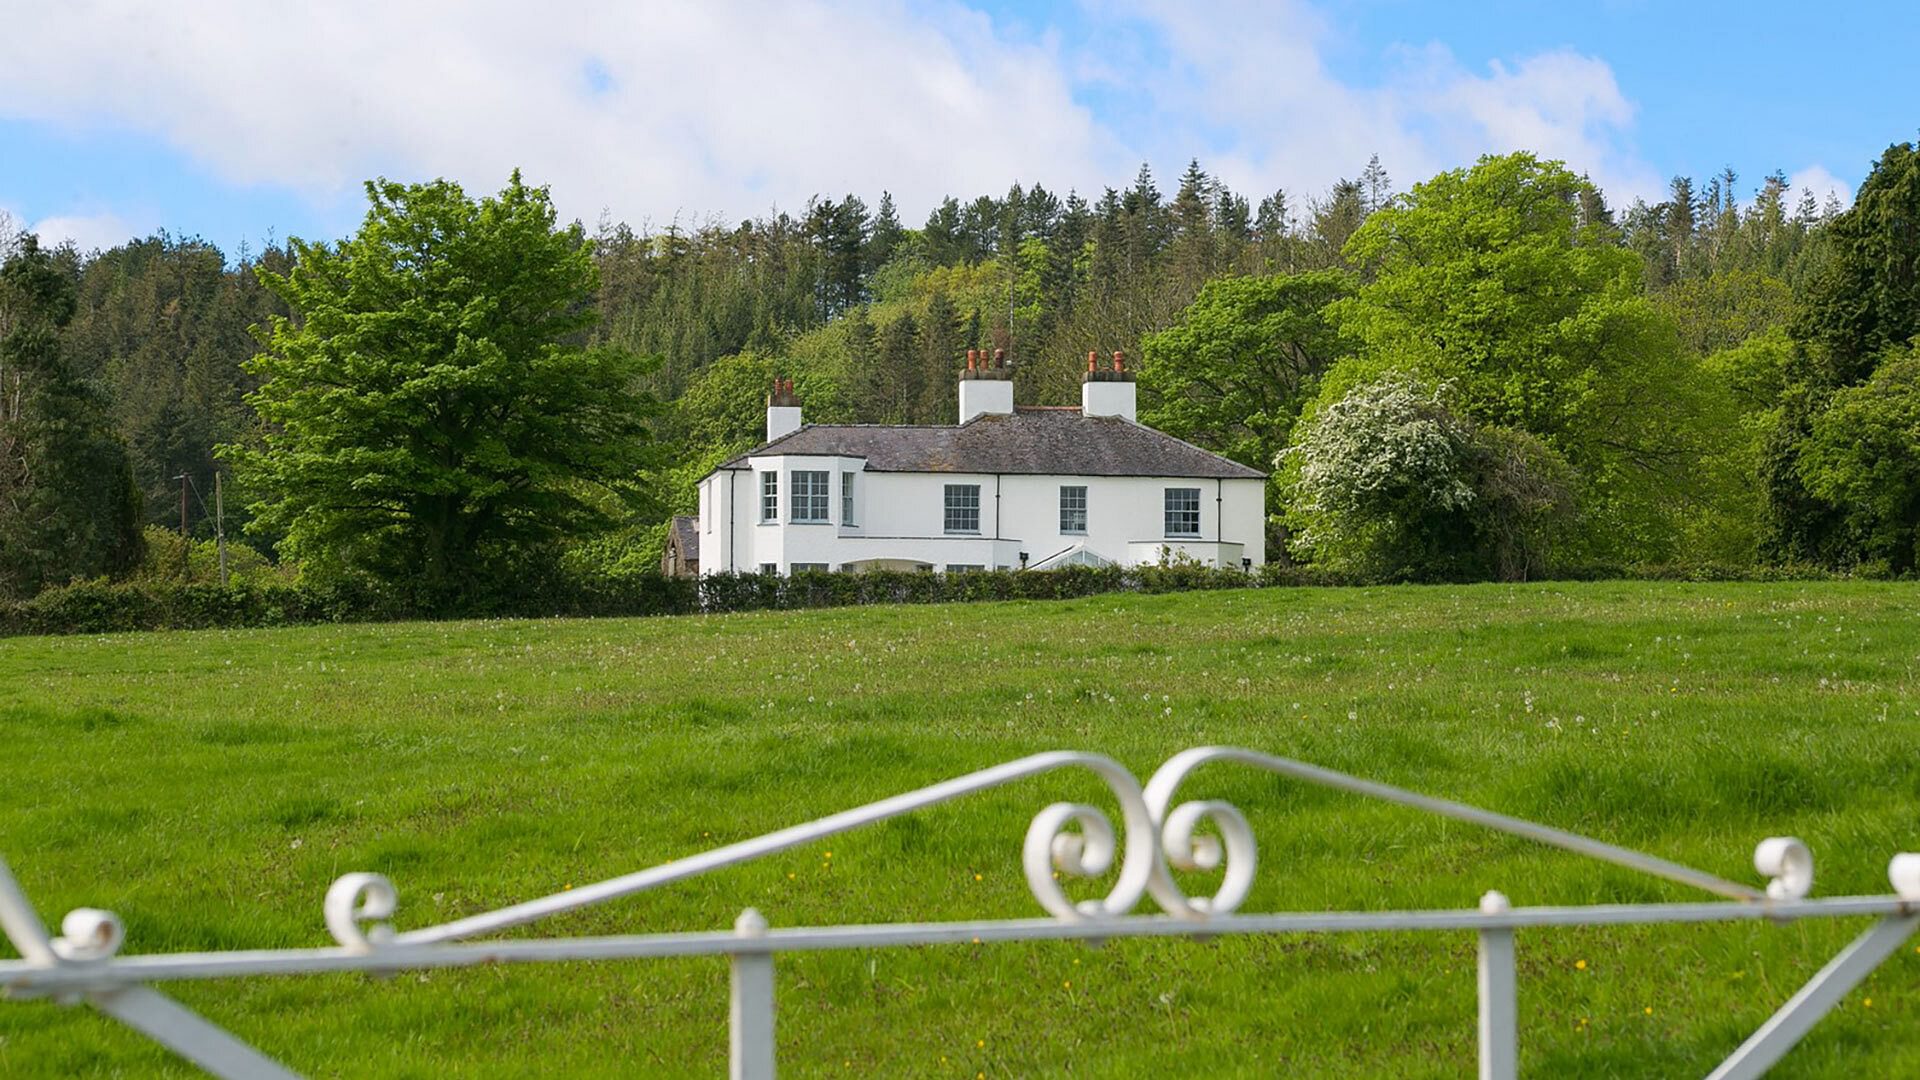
[4,745,1917,1078]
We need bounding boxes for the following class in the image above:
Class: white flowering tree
[1283,372,1573,580]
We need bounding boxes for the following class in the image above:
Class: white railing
[4,745,1918,1079]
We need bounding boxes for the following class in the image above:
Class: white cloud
[0,0,1666,229]
[30,211,147,255]
[1785,165,1853,210]
[1082,0,1662,206]
[0,1,1115,230]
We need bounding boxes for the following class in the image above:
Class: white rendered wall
[701,463,1264,575]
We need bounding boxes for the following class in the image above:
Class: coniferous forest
[2,142,1917,613]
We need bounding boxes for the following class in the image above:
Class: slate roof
[718,409,1264,480]
[669,515,700,561]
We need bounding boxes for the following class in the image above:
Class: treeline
[0,143,1909,609]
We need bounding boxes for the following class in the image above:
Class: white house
[685,350,1266,575]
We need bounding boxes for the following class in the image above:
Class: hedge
[1,565,1338,638]
[0,561,1850,639]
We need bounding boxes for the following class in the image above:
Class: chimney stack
[958,346,1013,423]
[766,377,803,441]
[1081,348,1137,421]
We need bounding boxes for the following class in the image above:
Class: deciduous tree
[1139,270,1352,472]
[225,173,654,604]
[1330,152,1711,558]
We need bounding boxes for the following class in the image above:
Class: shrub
[1283,372,1576,581]
[131,526,287,586]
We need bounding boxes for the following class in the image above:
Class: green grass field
[3,581,1919,1077]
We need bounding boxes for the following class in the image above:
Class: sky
[2,0,1915,258]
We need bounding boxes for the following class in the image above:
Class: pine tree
[1576,175,1615,232]
[1794,188,1820,228]
[921,198,964,266]
[873,311,919,424]
[867,192,904,275]
[1121,164,1168,267]
[1745,171,1790,273]
[1022,184,1062,243]
[0,235,143,598]
[1360,154,1392,215]
[1214,186,1253,244]
[917,292,963,423]
[998,183,1027,255]
[960,196,999,261]
[1665,176,1700,280]
[1168,160,1218,284]
[1308,179,1366,267]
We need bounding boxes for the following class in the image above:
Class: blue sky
[3,1,1912,258]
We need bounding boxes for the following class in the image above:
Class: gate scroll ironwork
[4,745,1918,1079]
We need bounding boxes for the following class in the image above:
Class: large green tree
[1762,142,1920,566]
[1139,270,1352,471]
[1795,349,1920,573]
[1792,142,1920,389]
[226,173,653,603]
[0,236,144,598]
[1326,152,1712,559]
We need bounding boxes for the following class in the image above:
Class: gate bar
[1705,914,1920,1080]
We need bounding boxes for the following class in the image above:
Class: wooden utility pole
[214,471,228,587]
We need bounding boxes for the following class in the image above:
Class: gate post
[729,908,775,1080]
[1477,890,1517,1080]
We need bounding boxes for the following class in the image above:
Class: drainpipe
[993,473,1003,569]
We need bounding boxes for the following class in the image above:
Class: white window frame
[790,562,829,574]
[1059,485,1087,534]
[791,470,830,523]
[841,471,856,526]
[1164,487,1201,537]
[944,484,981,534]
[945,564,985,574]
[760,472,778,523]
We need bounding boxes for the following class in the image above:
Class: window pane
[1164,487,1201,536]
[944,484,980,533]
[761,472,778,521]
[841,471,856,525]
[1059,485,1087,533]
[791,470,829,522]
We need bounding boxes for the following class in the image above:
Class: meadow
[2,581,1918,1077]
